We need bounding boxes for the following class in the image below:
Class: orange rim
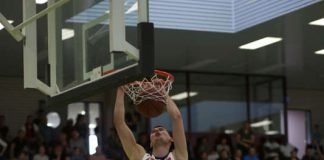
[154,70,174,82]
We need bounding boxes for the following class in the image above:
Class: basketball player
[114,87,188,160]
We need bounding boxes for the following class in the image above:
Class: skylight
[66,0,321,33]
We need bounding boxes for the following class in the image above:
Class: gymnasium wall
[287,89,324,135]
[0,77,46,138]
[0,77,324,139]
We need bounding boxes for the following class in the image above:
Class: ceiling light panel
[309,18,324,26]
[239,37,282,50]
[315,49,324,55]
[36,0,48,4]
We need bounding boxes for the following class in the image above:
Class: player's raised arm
[113,87,145,160]
[166,96,188,160]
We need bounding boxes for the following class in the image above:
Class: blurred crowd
[0,112,322,160]
[0,114,110,160]
[191,123,324,160]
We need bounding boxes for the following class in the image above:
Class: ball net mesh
[123,70,174,105]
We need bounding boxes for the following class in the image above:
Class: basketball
[124,70,174,118]
[136,99,166,118]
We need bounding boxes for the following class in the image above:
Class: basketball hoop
[123,70,174,105]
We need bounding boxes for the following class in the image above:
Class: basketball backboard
[0,0,154,104]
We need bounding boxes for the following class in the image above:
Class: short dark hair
[152,125,172,136]
[152,125,166,129]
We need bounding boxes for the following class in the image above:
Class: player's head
[150,125,173,148]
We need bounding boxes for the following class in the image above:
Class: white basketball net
[123,72,174,105]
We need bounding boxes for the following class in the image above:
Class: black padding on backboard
[138,22,155,78]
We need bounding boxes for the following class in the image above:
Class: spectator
[21,115,39,155]
[233,149,243,160]
[308,139,324,160]
[125,113,138,139]
[199,151,209,160]
[264,136,280,160]
[236,122,255,155]
[0,115,9,142]
[187,137,195,160]
[54,132,70,155]
[94,117,102,148]
[61,119,74,140]
[33,145,49,160]
[217,149,231,160]
[18,151,29,160]
[74,114,88,140]
[105,128,124,160]
[50,145,69,160]
[279,137,296,159]
[10,130,27,159]
[290,148,299,160]
[0,137,7,160]
[208,151,219,160]
[70,147,85,160]
[21,115,39,141]
[195,136,210,159]
[243,147,259,160]
[38,116,55,147]
[89,147,107,160]
[302,146,316,160]
[312,124,322,144]
[69,130,87,156]
[217,137,231,156]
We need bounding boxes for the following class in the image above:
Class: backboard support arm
[0,0,70,42]
[110,0,148,61]
[23,0,55,96]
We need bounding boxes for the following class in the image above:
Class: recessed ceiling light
[61,28,74,40]
[239,37,282,50]
[309,18,324,26]
[36,0,48,4]
[0,20,14,30]
[171,92,198,100]
[315,49,324,55]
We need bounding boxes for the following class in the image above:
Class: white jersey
[142,152,175,160]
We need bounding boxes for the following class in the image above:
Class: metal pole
[186,72,192,138]
[16,0,70,30]
[245,75,251,122]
